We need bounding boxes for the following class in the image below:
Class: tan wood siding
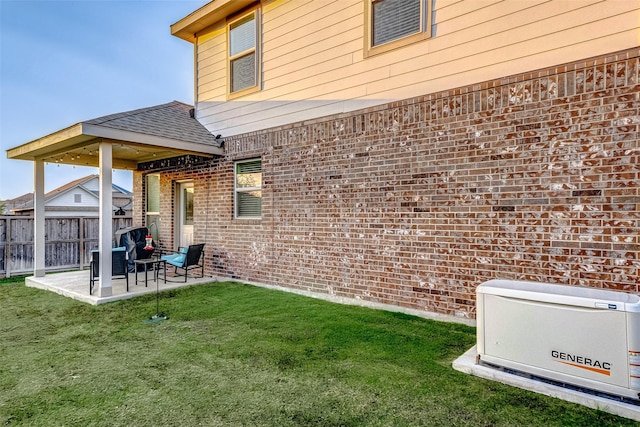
[435,0,524,26]
[194,0,640,136]
[195,22,226,105]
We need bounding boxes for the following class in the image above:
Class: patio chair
[115,226,155,272]
[89,247,129,294]
[160,243,205,282]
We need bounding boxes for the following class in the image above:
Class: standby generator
[476,279,640,400]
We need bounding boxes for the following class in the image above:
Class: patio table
[134,258,166,288]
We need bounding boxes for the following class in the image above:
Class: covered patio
[5,101,223,298]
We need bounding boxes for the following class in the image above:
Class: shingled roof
[85,101,220,147]
[6,101,224,169]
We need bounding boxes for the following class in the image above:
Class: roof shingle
[85,101,220,147]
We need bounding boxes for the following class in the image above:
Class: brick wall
[135,48,639,321]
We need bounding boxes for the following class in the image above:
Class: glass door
[177,182,194,248]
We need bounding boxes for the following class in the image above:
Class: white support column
[33,159,46,277]
[98,142,113,297]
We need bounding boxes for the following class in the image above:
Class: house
[1,193,32,216]
[7,1,640,317]
[4,174,132,217]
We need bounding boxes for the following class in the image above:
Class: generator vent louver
[477,280,640,400]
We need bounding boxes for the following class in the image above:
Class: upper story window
[365,0,431,57]
[235,159,262,219]
[74,194,82,203]
[228,8,260,97]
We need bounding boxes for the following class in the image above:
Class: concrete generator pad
[453,346,640,422]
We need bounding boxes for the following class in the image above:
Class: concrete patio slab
[453,346,640,422]
[26,270,214,305]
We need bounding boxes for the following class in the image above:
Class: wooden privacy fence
[0,216,132,277]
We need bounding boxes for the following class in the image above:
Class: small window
[365,0,431,57]
[74,194,82,203]
[235,159,262,218]
[228,8,260,97]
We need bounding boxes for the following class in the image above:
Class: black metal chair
[160,243,205,282]
[89,247,129,294]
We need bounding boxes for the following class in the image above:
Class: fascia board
[81,123,224,156]
[6,124,87,160]
[171,0,254,42]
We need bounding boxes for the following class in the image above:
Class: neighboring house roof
[45,174,98,199]
[111,183,132,196]
[3,193,33,213]
[5,174,132,214]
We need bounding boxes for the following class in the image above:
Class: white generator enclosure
[477,279,640,400]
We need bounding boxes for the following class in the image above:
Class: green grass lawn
[0,276,635,426]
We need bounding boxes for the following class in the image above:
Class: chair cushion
[161,253,184,267]
[161,247,188,267]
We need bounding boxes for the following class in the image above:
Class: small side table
[134,258,167,288]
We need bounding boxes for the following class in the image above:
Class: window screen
[230,12,257,93]
[231,53,256,92]
[235,160,262,218]
[230,15,255,56]
[372,0,421,46]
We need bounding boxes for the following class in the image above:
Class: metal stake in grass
[144,268,168,324]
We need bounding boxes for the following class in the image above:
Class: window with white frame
[228,8,260,96]
[366,0,431,57]
[146,174,160,239]
[74,194,82,203]
[235,159,262,218]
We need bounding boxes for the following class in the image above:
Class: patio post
[33,159,45,277]
[98,142,113,297]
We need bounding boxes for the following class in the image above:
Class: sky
[0,0,208,200]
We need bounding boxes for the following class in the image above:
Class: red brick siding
[132,172,144,225]
[135,48,639,321]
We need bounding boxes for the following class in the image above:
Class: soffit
[171,0,255,42]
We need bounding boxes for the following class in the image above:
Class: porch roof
[6,101,224,170]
